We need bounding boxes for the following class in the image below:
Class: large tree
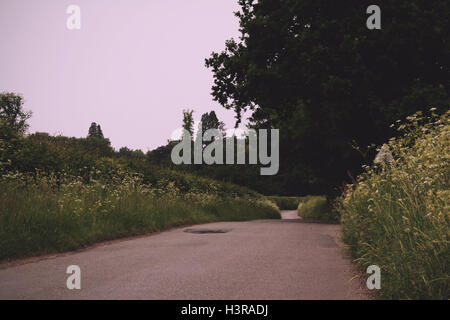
[0,92,32,135]
[206,0,449,195]
[0,92,32,171]
[200,111,220,135]
[88,122,104,139]
[182,109,194,140]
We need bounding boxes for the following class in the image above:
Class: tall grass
[0,170,280,261]
[337,110,449,299]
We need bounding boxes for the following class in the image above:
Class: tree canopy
[88,122,104,139]
[200,111,220,135]
[0,92,32,135]
[182,109,194,140]
[206,0,450,195]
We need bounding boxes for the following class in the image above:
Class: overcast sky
[0,0,249,151]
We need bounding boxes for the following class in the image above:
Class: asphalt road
[0,210,369,299]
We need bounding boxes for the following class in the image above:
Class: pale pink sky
[0,0,249,151]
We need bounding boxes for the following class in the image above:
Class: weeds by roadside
[0,169,280,261]
[337,110,449,299]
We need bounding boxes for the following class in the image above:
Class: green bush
[337,110,449,299]
[267,196,310,210]
[297,196,336,221]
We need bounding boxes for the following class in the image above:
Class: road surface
[0,210,369,299]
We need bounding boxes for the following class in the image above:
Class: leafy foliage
[206,0,450,195]
[0,92,32,135]
[297,196,336,221]
[182,109,194,139]
[267,196,309,210]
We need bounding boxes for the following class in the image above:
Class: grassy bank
[0,170,280,261]
[337,110,449,299]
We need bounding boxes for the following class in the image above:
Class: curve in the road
[0,210,369,299]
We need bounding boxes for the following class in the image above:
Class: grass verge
[337,110,449,299]
[0,170,280,262]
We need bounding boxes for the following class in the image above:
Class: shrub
[337,109,449,299]
[267,196,308,210]
[297,196,336,221]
